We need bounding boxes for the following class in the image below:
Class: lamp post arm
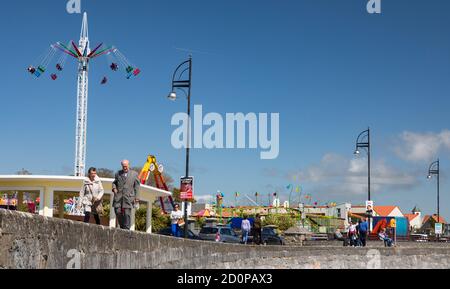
[356,129,369,144]
[171,60,191,84]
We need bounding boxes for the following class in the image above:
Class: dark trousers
[359,231,367,247]
[115,208,131,230]
[384,239,393,247]
[84,212,101,225]
[254,229,262,245]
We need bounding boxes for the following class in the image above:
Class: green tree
[16,169,32,175]
[96,168,115,178]
[145,172,175,190]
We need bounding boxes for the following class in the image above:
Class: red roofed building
[404,214,421,230]
[404,206,422,231]
[420,214,447,235]
[373,206,404,217]
[350,205,404,217]
[422,214,447,225]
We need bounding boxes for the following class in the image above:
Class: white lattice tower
[74,12,91,176]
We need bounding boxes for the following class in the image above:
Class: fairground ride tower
[74,13,90,177]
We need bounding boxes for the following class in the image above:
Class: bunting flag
[286,184,292,190]
[235,192,240,197]
[295,186,300,193]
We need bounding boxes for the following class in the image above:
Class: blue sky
[1,0,450,219]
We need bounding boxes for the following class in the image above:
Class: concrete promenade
[1,209,449,269]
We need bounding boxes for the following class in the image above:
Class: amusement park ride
[139,155,175,214]
[27,13,140,177]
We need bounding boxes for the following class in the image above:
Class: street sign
[365,200,373,210]
[435,223,443,235]
[365,200,374,218]
[180,177,194,200]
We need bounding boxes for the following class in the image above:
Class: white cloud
[195,195,215,204]
[288,153,418,199]
[292,153,348,182]
[349,158,366,174]
[395,130,450,162]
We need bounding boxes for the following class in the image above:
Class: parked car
[243,225,285,245]
[198,225,241,243]
[410,233,429,242]
[261,226,285,246]
[157,227,200,240]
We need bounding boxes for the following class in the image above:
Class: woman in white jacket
[79,167,104,225]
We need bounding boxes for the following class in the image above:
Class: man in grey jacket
[112,160,140,230]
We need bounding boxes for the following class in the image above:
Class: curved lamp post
[427,159,440,236]
[354,128,372,233]
[168,56,192,239]
[354,128,371,202]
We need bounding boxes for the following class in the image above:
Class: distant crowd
[335,217,394,247]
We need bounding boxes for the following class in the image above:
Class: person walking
[170,204,184,237]
[241,215,252,244]
[253,214,263,245]
[112,160,140,230]
[79,167,104,225]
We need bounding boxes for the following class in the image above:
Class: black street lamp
[168,56,192,239]
[427,159,440,236]
[354,128,371,202]
[354,127,373,238]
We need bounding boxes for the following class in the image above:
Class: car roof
[203,225,228,228]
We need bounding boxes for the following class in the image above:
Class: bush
[101,203,170,233]
[133,206,171,233]
[151,206,170,232]
[263,214,296,232]
[195,217,206,228]
[135,207,147,232]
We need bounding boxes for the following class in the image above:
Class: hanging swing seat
[110,63,119,71]
[127,68,141,79]
[27,66,36,74]
[126,66,134,73]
